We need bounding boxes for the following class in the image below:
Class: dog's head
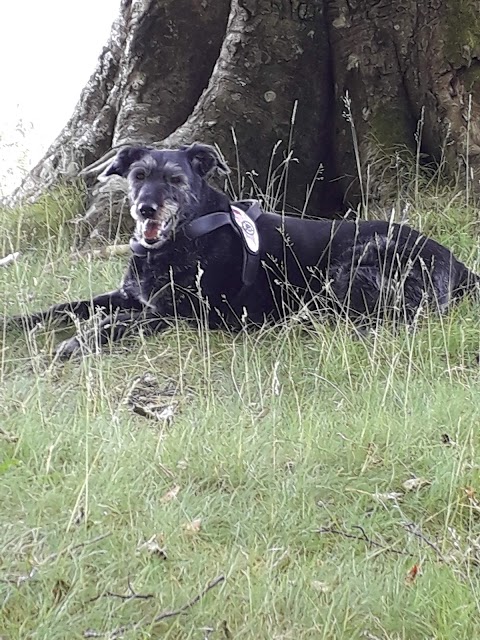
[101,143,229,248]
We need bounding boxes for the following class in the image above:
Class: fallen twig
[316,526,410,556]
[131,403,159,420]
[130,402,178,422]
[83,574,226,639]
[402,522,445,561]
[89,578,154,603]
[126,373,180,423]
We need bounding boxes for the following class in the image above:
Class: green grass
[0,182,86,250]
[1,198,480,639]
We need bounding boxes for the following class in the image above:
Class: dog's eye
[170,175,184,185]
[134,170,146,181]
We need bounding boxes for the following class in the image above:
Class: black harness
[129,200,263,293]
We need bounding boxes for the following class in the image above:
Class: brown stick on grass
[83,574,226,639]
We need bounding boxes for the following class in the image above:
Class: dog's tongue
[143,220,160,241]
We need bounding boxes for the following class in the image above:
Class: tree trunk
[11,0,480,243]
[158,0,338,216]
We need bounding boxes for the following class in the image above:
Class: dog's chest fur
[121,227,243,315]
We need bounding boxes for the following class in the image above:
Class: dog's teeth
[142,219,162,241]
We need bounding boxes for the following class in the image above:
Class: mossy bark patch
[370,105,416,151]
[445,0,480,67]
[459,63,480,101]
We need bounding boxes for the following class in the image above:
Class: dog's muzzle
[133,201,178,246]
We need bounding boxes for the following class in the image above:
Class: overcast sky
[0,0,119,194]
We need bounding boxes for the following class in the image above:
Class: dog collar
[130,200,263,289]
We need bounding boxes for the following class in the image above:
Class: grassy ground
[1,196,480,639]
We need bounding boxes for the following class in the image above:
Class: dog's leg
[54,309,168,359]
[8,289,142,330]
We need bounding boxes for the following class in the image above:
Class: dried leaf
[464,486,476,501]
[405,563,420,584]
[311,580,331,593]
[183,518,202,534]
[157,404,177,421]
[138,535,167,560]
[463,486,480,512]
[402,477,431,492]
[255,407,270,420]
[131,402,178,422]
[360,442,382,472]
[373,491,404,502]
[73,506,85,526]
[0,251,21,268]
[52,579,70,605]
[160,484,180,503]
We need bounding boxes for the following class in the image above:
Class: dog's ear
[100,147,150,180]
[185,143,230,178]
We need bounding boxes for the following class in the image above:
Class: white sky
[0,0,120,195]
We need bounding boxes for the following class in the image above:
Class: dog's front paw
[2,314,43,331]
[54,336,82,360]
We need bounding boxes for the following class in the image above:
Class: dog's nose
[138,203,158,218]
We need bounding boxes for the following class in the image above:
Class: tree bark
[11,0,480,243]
[159,0,338,215]
[326,0,480,206]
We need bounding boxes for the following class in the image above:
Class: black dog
[9,143,479,358]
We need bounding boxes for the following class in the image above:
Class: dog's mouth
[137,215,176,246]
[132,201,179,247]
[142,219,165,242]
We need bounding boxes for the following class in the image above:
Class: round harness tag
[231,206,260,254]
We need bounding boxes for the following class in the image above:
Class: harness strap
[129,214,231,258]
[183,211,232,238]
[229,202,261,288]
[130,200,263,296]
